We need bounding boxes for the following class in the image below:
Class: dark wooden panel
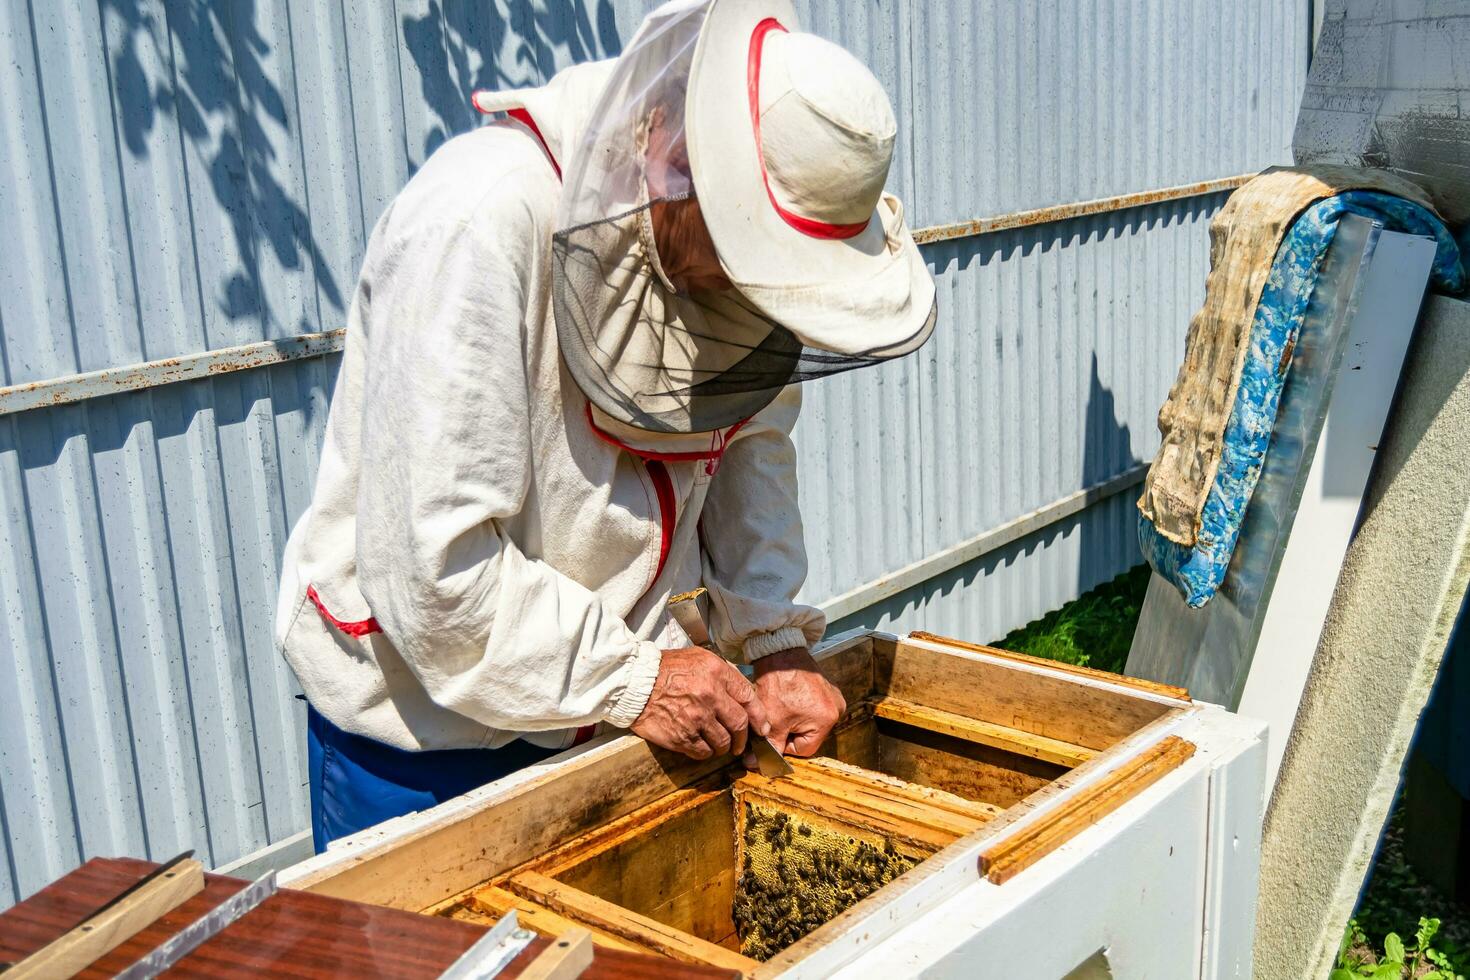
[876,720,1068,809]
[0,858,736,979]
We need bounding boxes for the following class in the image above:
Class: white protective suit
[274,60,825,752]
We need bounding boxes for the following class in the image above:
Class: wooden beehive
[282,631,1218,977]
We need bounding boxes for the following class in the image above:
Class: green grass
[1334,913,1464,978]
[1342,810,1470,977]
[994,563,1150,674]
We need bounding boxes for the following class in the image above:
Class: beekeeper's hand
[632,646,772,761]
[752,648,847,759]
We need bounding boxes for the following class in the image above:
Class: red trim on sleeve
[747,18,869,241]
[506,107,562,180]
[571,724,598,746]
[306,585,382,638]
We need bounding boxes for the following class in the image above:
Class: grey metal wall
[820,193,1229,639]
[801,0,1307,634]
[0,0,1308,905]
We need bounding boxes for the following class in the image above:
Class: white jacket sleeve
[700,387,827,663]
[354,182,661,733]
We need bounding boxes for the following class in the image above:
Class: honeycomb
[731,801,916,961]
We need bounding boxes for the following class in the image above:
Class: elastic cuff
[605,641,664,729]
[742,627,809,664]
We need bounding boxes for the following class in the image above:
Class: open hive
[290,631,1198,977]
[439,756,998,966]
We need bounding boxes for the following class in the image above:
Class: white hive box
[280,630,1267,979]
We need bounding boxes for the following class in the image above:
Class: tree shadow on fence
[103,0,342,332]
[99,0,628,339]
[1078,352,1138,590]
[402,0,626,160]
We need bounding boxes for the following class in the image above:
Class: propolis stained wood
[280,629,1269,979]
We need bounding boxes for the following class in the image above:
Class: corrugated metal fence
[0,0,1308,904]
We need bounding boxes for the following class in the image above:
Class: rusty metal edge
[1,173,1252,416]
[0,330,346,417]
[911,173,1254,245]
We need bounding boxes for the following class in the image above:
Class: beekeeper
[275,0,936,851]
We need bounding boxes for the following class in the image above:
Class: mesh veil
[552,0,887,433]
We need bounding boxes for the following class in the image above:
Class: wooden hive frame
[280,630,1197,977]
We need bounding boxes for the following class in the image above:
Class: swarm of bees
[732,803,916,960]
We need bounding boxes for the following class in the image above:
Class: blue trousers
[307,704,560,853]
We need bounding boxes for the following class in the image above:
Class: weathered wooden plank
[874,697,1097,769]
[873,636,1177,751]
[809,631,876,708]
[531,788,727,881]
[816,702,880,768]
[539,790,736,940]
[507,872,756,973]
[287,738,728,910]
[764,758,996,837]
[466,887,648,955]
[907,631,1190,701]
[978,736,1197,884]
[518,927,594,980]
[796,757,1002,822]
[875,721,1067,808]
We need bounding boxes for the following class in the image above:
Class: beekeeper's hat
[541,0,936,433]
[689,0,934,361]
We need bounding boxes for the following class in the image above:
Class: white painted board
[1239,230,1439,797]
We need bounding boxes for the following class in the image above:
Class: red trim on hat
[506,107,562,180]
[747,18,869,241]
[306,585,382,638]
